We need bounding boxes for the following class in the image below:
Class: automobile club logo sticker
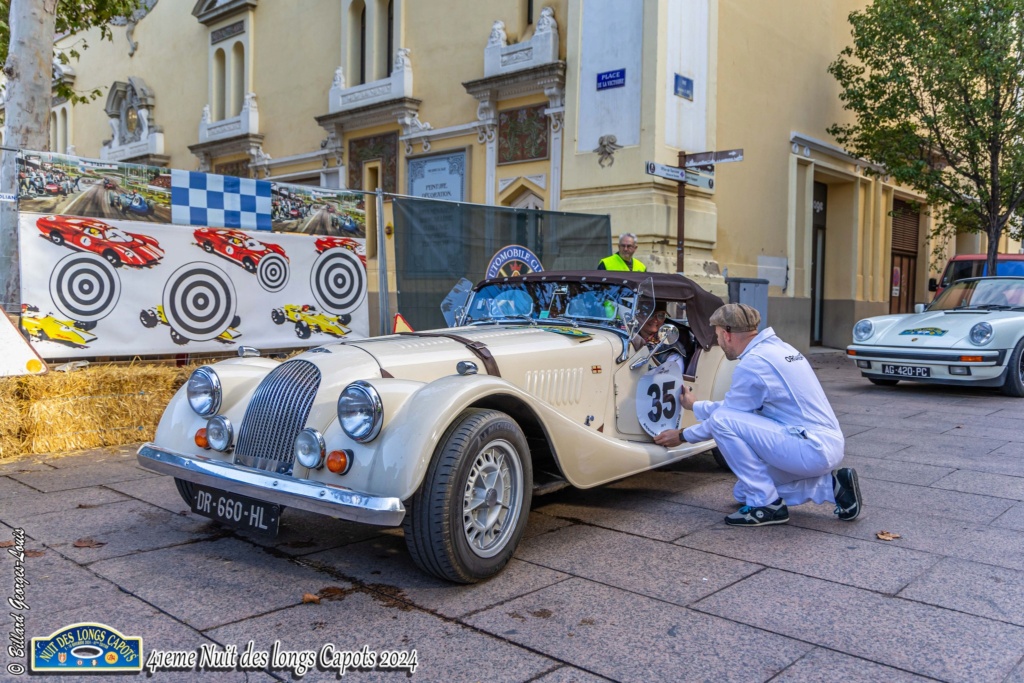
[31,622,143,672]
[486,245,543,279]
[899,327,947,336]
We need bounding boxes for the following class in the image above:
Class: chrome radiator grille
[234,360,321,474]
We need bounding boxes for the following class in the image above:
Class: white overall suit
[682,327,845,508]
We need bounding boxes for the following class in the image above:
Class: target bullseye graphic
[257,253,289,292]
[48,252,121,322]
[310,248,366,315]
[162,263,237,342]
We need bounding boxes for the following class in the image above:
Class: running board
[533,470,570,496]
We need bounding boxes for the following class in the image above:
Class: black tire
[242,257,256,273]
[74,320,97,332]
[102,250,122,268]
[709,447,732,473]
[338,313,352,325]
[271,309,285,325]
[174,478,195,507]
[868,378,899,386]
[170,329,189,346]
[230,314,241,329]
[1001,338,1024,397]
[202,240,214,253]
[402,408,533,583]
[49,231,65,245]
[139,309,158,328]
[295,320,311,339]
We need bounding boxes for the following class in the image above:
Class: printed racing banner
[19,213,368,359]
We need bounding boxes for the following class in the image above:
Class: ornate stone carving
[536,6,556,34]
[393,47,411,72]
[477,123,497,144]
[488,20,508,47]
[501,48,533,67]
[243,92,257,111]
[398,112,432,136]
[110,0,159,57]
[201,104,211,123]
[594,135,622,168]
[332,66,345,90]
[548,109,563,134]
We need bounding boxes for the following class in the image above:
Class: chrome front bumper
[137,444,405,527]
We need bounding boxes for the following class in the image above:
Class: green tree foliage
[0,0,142,103]
[828,0,1024,273]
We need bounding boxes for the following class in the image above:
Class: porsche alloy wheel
[1002,338,1024,397]
[403,409,532,583]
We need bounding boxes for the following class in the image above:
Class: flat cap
[709,303,760,333]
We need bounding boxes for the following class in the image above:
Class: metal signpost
[645,149,743,273]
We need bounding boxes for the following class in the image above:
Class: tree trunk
[987,218,1001,277]
[0,0,58,314]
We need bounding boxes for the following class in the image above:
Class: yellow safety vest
[599,253,646,272]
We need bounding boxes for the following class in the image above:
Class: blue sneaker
[833,468,862,521]
[725,498,789,526]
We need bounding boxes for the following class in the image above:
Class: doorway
[889,199,920,313]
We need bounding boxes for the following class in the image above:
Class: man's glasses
[652,311,667,321]
[619,243,637,250]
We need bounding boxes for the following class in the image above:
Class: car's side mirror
[914,303,926,314]
[928,278,938,292]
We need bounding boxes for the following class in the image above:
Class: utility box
[725,277,769,331]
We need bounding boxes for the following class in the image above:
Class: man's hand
[680,384,697,411]
[654,429,684,448]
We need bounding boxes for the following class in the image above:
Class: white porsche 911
[847,276,1024,396]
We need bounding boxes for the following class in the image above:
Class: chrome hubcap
[463,439,522,558]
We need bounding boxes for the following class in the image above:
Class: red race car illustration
[314,236,366,267]
[194,227,288,272]
[36,215,164,268]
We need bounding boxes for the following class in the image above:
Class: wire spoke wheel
[462,439,522,558]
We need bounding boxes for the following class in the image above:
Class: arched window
[213,48,226,120]
[386,0,394,76]
[58,108,68,154]
[231,41,245,117]
[49,112,57,151]
[359,3,367,85]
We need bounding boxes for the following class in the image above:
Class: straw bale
[4,359,219,461]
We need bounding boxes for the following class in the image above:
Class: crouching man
[654,303,862,526]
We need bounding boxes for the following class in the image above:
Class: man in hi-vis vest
[597,233,646,272]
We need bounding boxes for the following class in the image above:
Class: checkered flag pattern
[171,169,272,231]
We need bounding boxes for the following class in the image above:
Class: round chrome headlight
[206,415,233,452]
[187,367,221,417]
[853,319,874,342]
[337,381,382,442]
[294,428,326,469]
[969,322,994,346]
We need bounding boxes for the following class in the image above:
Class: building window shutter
[892,200,919,255]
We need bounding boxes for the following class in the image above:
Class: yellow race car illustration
[271,304,351,339]
[139,305,242,346]
[19,304,97,349]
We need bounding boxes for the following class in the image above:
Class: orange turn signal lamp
[959,355,983,362]
[847,350,856,356]
[194,428,209,449]
[326,449,353,474]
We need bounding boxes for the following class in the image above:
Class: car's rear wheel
[74,320,97,331]
[869,378,899,386]
[403,408,532,583]
[1001,338,1024,397]
[102,250,122,268]
[271,309,285,324]
[242,258,256,273]
[49,231,64,245]
[709,447,732,473]
[295,320,311,339]
[230,314,241,329]
[338,313,352,325]
[139,309,158,328]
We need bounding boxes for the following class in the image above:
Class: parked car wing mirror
[928,277,938,292]
[914,303,926,314]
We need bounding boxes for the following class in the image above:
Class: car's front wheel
[403,408,533,583]
[868,377,899,387]
[49,231,64,245]
[1001,338,1024,397]
[709,447,732,473]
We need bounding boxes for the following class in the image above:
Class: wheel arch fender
[361,375,558,501]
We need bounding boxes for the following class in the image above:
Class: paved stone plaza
[3,351,1024,682]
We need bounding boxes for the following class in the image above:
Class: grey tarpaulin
[392,197,611,330]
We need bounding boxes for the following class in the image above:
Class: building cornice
[192,0,257,27]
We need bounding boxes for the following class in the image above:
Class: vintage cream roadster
[138,271,737,582]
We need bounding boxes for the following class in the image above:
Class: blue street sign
[674,74,693,101]
[597,69,626,91]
